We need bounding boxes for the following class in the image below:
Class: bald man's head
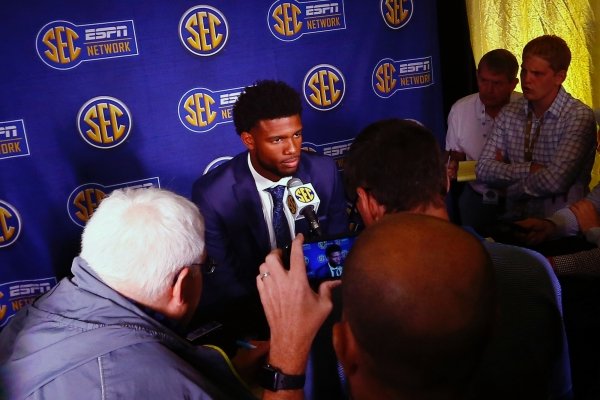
[340,213,495,398]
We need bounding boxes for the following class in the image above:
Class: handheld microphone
[286,178,322,237]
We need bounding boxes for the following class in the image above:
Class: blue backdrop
[0,0,444,327]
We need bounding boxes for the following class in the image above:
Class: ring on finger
[260,271,270,281]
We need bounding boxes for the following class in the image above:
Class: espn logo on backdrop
[302,139,352,170]
[0,120,30,160]
[372,56,433,98]
[303,64,345,111]
[36,20,138,70]
[0,200,22,248]
[179,5,229,56]
[67,178,160,227]
[268,0,346,41]
[178,87,242,133]
[0,278,56,328]
[380,0,413,29]
[77,96,132,149]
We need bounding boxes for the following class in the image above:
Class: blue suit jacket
[191,151,348,331]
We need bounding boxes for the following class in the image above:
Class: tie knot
[267,185,286,201]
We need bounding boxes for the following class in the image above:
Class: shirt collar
[523,85,566,120]
[478,91,521,122]
[544,86,567,119]
[247,153,291,190]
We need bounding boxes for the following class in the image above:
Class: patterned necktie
[266,185,292,249]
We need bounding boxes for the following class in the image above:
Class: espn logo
[268,0,346,41]
[36,20,138,69]
[399,60,430,74]
[9,283,52,297]
[372,56,434,98]
[306,3,339,15]
[85,25,128,40]
[0,125,18,139]
[323,143,351,157]
[219,92,241,106]
[0,120,30,159]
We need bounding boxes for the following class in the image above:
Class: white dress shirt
[247,154,295,249]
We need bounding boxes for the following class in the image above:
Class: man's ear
[168,267,198,322]
[333,321,358,377]
[554,69,567,85]
[356,187,386,223]
[240,131,254,150]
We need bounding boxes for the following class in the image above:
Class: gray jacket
[0,257,254,399]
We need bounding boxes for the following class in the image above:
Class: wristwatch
[259,364,306,391]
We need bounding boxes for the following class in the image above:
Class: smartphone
[302,234,357,282]
[186,320,223,343]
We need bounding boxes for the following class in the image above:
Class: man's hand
[513,218,557,245]
[446,150,465,180]
[570,199,600,234]
[231,340,270,397]
[529,162,545,173]
[257,234,340,374]
[495,149,504,162]
[256,234,340,399]
[447,159,459,180]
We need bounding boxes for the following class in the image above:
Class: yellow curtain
[466,0,600,187]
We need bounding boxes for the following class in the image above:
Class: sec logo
[77,96,132,149]
[179,5,229,56]
[67,178,160,227]
[0,200,22,248]
[286,194,298,215]
[36,21,82,70]
[303,64,345,111]
[381,0,414,29]
[294,187,315,203]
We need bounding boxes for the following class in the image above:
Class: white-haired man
[0,188,259,398]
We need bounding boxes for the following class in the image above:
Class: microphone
[286,178,322,237]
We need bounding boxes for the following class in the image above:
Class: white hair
[80,187,205,302]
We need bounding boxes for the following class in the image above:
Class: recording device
[186,320,224,344]
[302,234,357,283]
[286,178,322,237]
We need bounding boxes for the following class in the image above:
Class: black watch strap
[259,364,306,391]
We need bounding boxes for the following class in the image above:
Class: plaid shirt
[476,86,596,217]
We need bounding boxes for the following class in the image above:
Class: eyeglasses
[347,195,365,234]
[191,258,217,275]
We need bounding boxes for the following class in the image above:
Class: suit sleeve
[191,181,252,308]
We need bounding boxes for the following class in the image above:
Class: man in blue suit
[309,243,344,281]
[191,80,348,338]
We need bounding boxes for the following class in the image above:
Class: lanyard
[524,110,543,162]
